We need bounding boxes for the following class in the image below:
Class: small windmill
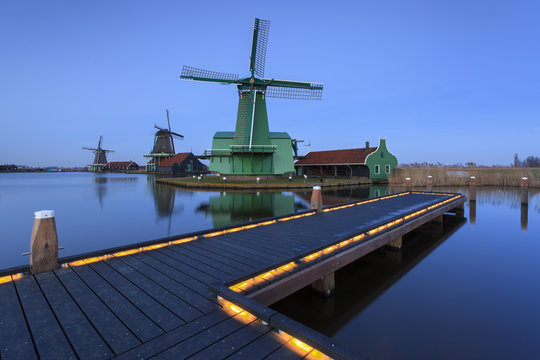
[82,136,114,172]
[144,109,184,172]
[291,139,304,159]
[180,17,323,175]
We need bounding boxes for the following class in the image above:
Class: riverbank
[156,176,371,189]
[388,167,540,187]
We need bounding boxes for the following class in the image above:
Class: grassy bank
[157,176,370,189]
[388,167,540,187]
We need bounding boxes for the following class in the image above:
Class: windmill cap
[35,210,54,219]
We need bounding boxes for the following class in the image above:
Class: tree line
[514,154,540,168]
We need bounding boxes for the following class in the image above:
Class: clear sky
[1,0,539,167]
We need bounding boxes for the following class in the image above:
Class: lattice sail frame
[181,66,239,82]
[250,18,271,78]
[265,85,323,100]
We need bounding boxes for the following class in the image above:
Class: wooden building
[154,152,207,174]
[103,161,139,172]
[295,138,398,180]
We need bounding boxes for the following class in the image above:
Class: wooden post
[469,201,476,225]
[30,210,58,274]
[311,186,323,212]
[454,203,465,218]
[521,177,528,205]
[469,176,476,202]
[311,272,335,297]
[387,236,402,250]
[426,175,433,191]
[405,177,412,192]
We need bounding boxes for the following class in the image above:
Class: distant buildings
[103,161,140,172]
[149,152,207,174]
[0,164,17,172]
[295,138,398,180]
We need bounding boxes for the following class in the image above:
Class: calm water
[1,173,539,358]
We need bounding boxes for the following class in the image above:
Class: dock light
[288,175,292,181]
[193,175,196,178]
[223,177,227,182]
[197,176,202,182]
[256,177,260,183]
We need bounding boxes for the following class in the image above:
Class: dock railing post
[426,175,433,191]
[405,177,412,192]
[30,210,58,274]
[521,177,528,205]
[469,176,476,202]
[311,186,323,212]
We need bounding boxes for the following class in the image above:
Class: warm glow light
[112,249,140,258]
[68,255,109,267]
[291,338,313,353]
[0,275,13,284]
[171,236,197,245]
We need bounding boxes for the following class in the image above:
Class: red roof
[295,148,377,165]
[105,161,136,167]
[159,153,191,167]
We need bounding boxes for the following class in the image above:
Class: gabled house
[154,152,207,174]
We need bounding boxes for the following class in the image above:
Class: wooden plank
[70,264,163,342]
[157,247,229,281]
[196,236,280,263]
[190,241,270,268]
[107,257,204,322]
[14,275,75,360]
[172,244,253,274]
[88,261,184,331]
[115,310,231,360]
[151,316,252,359]
[262,341,306,360]
[131,252,219,301]
[118,255,217,313]
[189,320,270,359]
[35,271,113,360]
[55,266,140,354]
[226,330,289,360]
[0,280,37,360]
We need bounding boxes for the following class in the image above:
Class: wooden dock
[0,191,465,360]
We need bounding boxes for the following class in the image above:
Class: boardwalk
[0,191,465,360]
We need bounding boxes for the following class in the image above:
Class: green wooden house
[295,138,398,180]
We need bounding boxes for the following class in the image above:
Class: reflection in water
[94,176,107,209]
[469,200,476,225]
[521,204,528,231]
[196,192,305,228]
[271,216,467,337]
[147,177,185,235]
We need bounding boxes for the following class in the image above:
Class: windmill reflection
[94,176,107,209]
[147,177,184,235]
[196,192,305,228]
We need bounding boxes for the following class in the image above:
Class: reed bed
[388,167,540,187]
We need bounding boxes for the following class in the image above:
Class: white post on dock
[427,175,433,191]
[311,186,323,212]
[469,176,476,202]
[521,177,528,205]
[30,210,58,274]
[405,177,412,192]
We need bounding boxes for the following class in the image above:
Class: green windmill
[180,18,323,175]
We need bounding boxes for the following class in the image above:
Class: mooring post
[426,175,433,191]
[521,177,528,205]
[311,186,323,212]
[405,177,412,192]
[469,176,476,202]
[387,236,402,250]
[521,203,528,232]
[30,210,58,274]
[311,272,335,297]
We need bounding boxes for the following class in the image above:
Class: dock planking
[0,191,465,359]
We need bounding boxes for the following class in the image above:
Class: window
[374,165,380,174]
[385,165,391,174]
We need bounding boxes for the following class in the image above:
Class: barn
[295,138,398,180]
[103,161,139,172]
[156,153,208,174]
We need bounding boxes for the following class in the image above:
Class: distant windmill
[304,139,311,154]
[82,136,114,172]
[180,17,323,175]
[144,109,184,172]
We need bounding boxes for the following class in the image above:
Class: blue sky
[1,0,539,167]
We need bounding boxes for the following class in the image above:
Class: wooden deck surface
[0,192,464,359]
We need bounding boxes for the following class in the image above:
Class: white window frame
[374,165,380,174]
[385,165,391,174]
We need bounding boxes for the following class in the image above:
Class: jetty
[0,191,465,359]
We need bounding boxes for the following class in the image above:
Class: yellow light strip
[228,195,462,294]
[0,273,22,284]
[322,192,409,213]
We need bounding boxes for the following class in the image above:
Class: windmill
[180,17,323,175]
[144,109,184,172]
[82,136,114,172]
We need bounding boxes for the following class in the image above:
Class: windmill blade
[249,18,271,78]
[180,65,239,84]
[154,124,166,131]
[265,79,324,100]
[166,109,171,132]
[98,136,102,149]
[82,146,97,151]
[170,131,184,139]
